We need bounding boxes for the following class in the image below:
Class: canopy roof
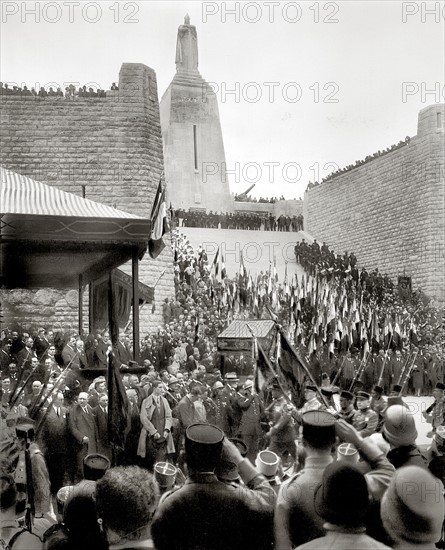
[217,319,276,354]
[0,167,151,288]
[218,319,275,339]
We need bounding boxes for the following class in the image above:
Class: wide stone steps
[178,227,310,281]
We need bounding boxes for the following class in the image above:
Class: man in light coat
[138,380,174,470]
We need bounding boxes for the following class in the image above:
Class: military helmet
[382,405,417,447]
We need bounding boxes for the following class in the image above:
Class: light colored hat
[212,381,224,390]
[243,380,253,390]
[337,443,359,464]
[382,405,417,447]
[154,462,177,488]
[381,466,445,544]
[255,450,279,477]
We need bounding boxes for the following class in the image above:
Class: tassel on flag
[148,177,169,259]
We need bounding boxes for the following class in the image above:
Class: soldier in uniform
[370,385,387,430]
[389,349,405,388]
[222,372,242,436]
[352,391,378,438]
[338,390,355,424]
[209,381,232,435]
[374,349,391,395]
[297,385,324,416]
[423,382,445,438]
[265,382,298,463]
[236,380,263,462]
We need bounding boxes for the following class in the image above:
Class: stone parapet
[304,104,445,302]
[0,63,175,335]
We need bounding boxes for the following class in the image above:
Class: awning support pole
[78,274,84,336]
[88,283,94,335]
[132,248,140,363]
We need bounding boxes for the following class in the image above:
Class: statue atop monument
[175,14,199,73]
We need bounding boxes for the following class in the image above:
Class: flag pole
[246,324,278,375]
[276,324,331,409]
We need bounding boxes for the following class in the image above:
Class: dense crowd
[0,83,116,98]
[305,137,411,190]
[171,208,304,231]
[234,194,286,203]
[0,231,444,548]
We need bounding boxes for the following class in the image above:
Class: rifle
[395,351,413,386]
[331,355,347,387]
[399,351,419,395]
[348,353,370,392]
[9,362,42,408]
[377,334,393,387]
[23,430,35,531]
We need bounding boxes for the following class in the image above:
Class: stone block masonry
[0,63,175,335]
[303,104,445,303]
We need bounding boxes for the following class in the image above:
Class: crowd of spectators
[233,194,289,203]
[305,137,411,190]
[0,229,444,548]
[0,83,116,98]
[171,208,304,231]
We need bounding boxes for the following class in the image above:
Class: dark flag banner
[107,272,130,456]
[108,351,131,452]
[253,339,276,394]
[193,316,199,345]
[148,178,169,259]
[277,331,306,408]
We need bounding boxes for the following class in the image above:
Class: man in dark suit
[39,390,69,504]
[16,337,36,371]
[62,336,77,368]
[113,336,131,368]
[124,388,141,465]
[68,391,98,482]
[0,341,12,374]
[33,328,50,360]
[94,332,109,370]
[93,393,111,461]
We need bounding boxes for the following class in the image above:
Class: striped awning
[0,167,143,220]
[0,166,152,288]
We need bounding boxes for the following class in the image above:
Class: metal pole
[78,274,84,336]
[88,283,94,335]
[132,248,140,363]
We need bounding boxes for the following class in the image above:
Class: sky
[1,0,444,199]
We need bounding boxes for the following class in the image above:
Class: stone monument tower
[160,16,234,213]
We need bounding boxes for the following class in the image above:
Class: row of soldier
[172,208,304,231]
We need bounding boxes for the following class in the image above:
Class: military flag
[148,177,169,259]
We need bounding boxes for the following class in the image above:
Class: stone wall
[303,104,445,302]
[0,63,175,335]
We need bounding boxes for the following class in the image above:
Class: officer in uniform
[236,380,263,463]
[352,391,378,438]
[265,381,298,463]
[151,424,275,550]
[222,372,242,436]
[338,390,355,424]
[423,382,445,438]
[370,385,387,430]
[210,381,232,435]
